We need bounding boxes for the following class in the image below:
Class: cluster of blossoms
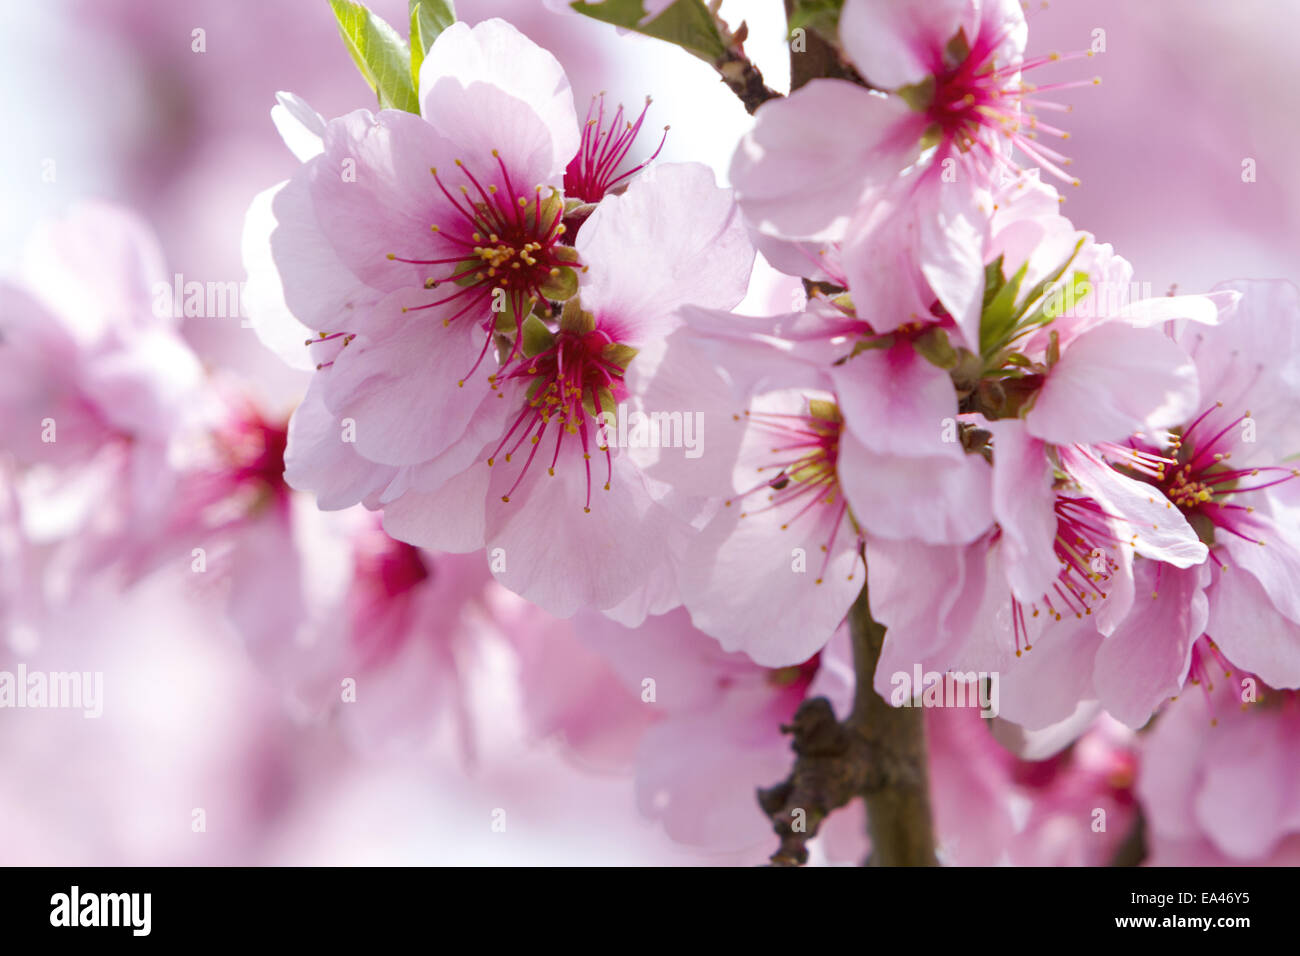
[4,0,1299,866]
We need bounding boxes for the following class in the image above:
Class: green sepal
[601,342,639,370]
[520,312,556,357]
[807,398,842,423]
[914,327,959,370]
[897,75,936,112]
[582,385,618,418]
[944,28,971,68]
[559,298,596,335]
[541,266,579,302]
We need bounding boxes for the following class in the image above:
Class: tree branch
[848,584,938,866]
[784,0,872,92]
[757,581,939,866]
[714,49,781,115]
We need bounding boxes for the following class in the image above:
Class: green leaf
[787,0,843,37]
[569,0,728,62]
[329,0,419,113]
[1016,237,1087,325]
[979,259,1028,356]
[409,0,456,90]
[982,255,1005,310]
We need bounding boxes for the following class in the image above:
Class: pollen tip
[386,253,396,260]
[501,495,510,503]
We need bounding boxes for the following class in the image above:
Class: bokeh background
[0,0,1296,865]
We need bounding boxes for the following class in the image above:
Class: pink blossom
[730,0,1100,339]
[1097,280,1300,690]
[1005,714,1140,865]
[248,21,742,621]
[246,18,585,478]
[374,161,754,620]
[0,204,207,585]
[1138,641,1300,864]
[637,307,869,665]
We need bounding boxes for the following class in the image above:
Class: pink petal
[838,430,994,544]
[419,18,578,181]
[677,498,861,668]
[320,288,498,467]
[1027,323,1199,444]
[987,420,1059,603]
[283,378,397,509]
[1092,562,1207,728]
[830,339,963,460]
[730,79,921,240]
[484,452,679,617]
[839,0,975,89]
[578,163,755,345]
[1206,553,1300,687]
[1062,446,1208,567]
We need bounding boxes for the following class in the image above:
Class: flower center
[216,410,290,504]
[766,652,822,694]
[727,398,862,586]
[564,93,668,204]
[1104,401,1298,550]
[348,525,430,668]
[386,152,582,382]
[1011,496,1123,656]
[488,308,634,513]
[912,23,1100,185]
